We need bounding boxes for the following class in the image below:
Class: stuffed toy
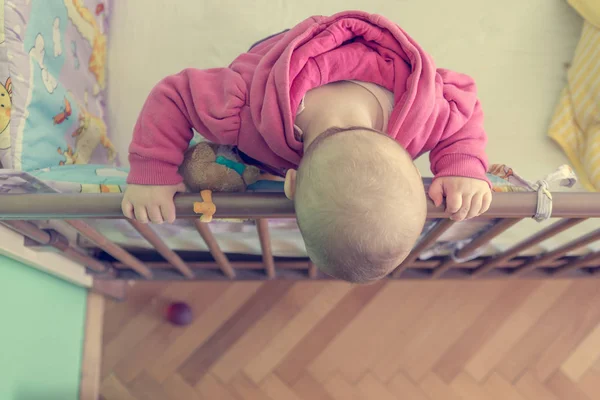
[179,142,261,192]
[179,142,262,222]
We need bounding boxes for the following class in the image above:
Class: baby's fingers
[134,206,149,224]
[445,192,463,215]
[175,182,187,193]
[122,200,134,220]
[428,180,444,207]
[160,202,177,224]
[450,194,472,222]
[147,206,164,224]
[466,193,483,220]
[480,191,492,215]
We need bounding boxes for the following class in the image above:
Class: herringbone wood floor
[100,280,600,399]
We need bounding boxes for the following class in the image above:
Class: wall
[108,0,581,182]
[0,255,86,400]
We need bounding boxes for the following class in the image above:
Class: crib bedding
[0,0,116,170]
[84,218,600,260]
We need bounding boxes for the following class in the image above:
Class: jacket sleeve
[429,69,489,184]
[127,68,246,185]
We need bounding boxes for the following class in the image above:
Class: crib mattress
[0,0,115,171]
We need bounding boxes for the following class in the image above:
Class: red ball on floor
[166,302,193,326]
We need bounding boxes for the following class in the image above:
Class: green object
[215,155,247,176]
[0,255,86,400]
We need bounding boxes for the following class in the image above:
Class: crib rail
[1,192,600,283]
[1,192,600,220]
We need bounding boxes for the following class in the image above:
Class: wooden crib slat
[512,228,600,277]
[308,261,318,279]
[128,220,194,279]
[392,219,455,278]
[1,220,51,243]
[193,220,236,279]
[256,219,276,279]
[65,219,153,279]
[472,218,586,277]
[431,218,522,279]
[1,220,109,273]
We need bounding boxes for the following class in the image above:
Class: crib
[1,1,599,293]
[1,190,600,284]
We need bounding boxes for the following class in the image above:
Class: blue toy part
[215,156,246,176]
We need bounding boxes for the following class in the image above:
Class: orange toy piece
[193,190,216,222]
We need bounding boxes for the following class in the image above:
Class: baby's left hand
[428,177,492,221]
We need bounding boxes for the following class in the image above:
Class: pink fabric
[128,11,488,185]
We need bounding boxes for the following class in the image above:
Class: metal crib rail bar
[512,228,600,277]
[472,218,586,277]
[193,220,236,279]
[393,219,455,278]
[2,192,600,220]
[431,218,522,278]
[256,219,276,279]
[128,220,194,279]
[65,220,153,279]
[1,220,110,274]
[0,193,292,219]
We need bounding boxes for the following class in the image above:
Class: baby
[122,11,492,283]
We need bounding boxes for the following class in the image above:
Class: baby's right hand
[122,183,187,224]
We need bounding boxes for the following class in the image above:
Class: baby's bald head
[288,127,427,283]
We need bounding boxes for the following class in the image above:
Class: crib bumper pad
[0,0,115,171]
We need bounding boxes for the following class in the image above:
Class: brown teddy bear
[179,142,261,192]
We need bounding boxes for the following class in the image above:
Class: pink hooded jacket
[127,11,488,185]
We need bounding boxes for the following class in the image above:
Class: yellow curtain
[548,0,600,191]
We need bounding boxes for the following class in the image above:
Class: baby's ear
[284,169,297,200]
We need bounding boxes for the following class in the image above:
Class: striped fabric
[548,1,600,192]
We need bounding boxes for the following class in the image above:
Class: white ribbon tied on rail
[527,165,577,222]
